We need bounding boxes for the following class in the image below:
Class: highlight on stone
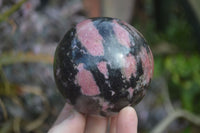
[53,17,154,117]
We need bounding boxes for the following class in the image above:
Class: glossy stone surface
[53,17,154,116]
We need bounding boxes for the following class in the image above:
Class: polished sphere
[54,17,154,116]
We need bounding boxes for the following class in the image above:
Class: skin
[48,103,138,133]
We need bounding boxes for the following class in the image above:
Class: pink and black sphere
[54,17,154,116]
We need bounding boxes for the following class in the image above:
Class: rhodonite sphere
[54,17,154,116]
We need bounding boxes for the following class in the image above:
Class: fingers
[109,115,118,133]
[84,115,108,133]
[48,103,86,133]
[49,104,138,133]
[116,106,138,133]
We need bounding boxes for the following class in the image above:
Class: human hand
[48,103,138,133]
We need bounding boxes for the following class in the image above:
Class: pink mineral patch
[113,20,131,48]
[123,54,137,80]
[101,101,113,112]
[92,97,113,112]
[76,63,100,96]
[76,19,104,56]
[148,46,154,78]
[139,47,153,83]
[97,61,108,79]
[127,87,134,98]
